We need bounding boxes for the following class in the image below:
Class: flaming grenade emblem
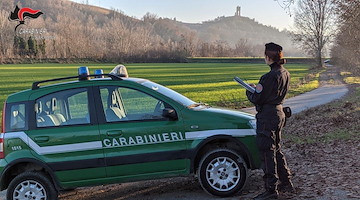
[8,5,43,31]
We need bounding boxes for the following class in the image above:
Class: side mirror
[162,108,178,120]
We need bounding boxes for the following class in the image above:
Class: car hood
[190,106,255,120]
[205,107,254,119]
[183,106,255,132]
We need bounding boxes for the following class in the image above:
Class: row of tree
[0,0,269,63]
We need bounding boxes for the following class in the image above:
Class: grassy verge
[284,77,360,144]
[287,69,322,98]
[340,71,360,84]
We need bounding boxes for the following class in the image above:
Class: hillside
[0,0,304,63]
[183,16,300,56]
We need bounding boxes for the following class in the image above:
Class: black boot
[253,190,278,200]
[278,181,296,194]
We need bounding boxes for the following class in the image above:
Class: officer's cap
[265,42,283,52]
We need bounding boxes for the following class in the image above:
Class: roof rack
[32,74,122,90]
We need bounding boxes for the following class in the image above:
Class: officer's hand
[249,83,256,88]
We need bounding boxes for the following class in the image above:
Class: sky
[73,0,295,31]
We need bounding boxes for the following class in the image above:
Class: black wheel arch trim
[0,158,62,191]
[189,134,256,173]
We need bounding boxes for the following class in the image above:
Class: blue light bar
[78,66,90,81]
[94,69,104,78]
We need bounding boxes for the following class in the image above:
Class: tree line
[331,0,360,74]
[0,0,269,63]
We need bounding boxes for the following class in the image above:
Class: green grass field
[0,62,318,119]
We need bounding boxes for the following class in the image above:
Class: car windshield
[141,80,196,107]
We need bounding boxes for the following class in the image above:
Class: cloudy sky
[73,0,296,30]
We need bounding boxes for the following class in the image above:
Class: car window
[100,86,170,122]
[36,88,90,127]
[68,91,89,119]
[140,80,195,107]
[9,103,26,131]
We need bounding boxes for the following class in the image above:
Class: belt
[256,104,283,113]
[262,104,283,109]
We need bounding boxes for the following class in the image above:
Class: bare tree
[274,0,296,15]
[235,39,252,57]
[142,12,159,24]
[0,10,14,60]
[292,0,337,68]
[331,0,360,73]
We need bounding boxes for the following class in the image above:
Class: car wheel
[198,148,248,197]
[7,171,58,200]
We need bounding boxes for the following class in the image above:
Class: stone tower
[235,6,241,16]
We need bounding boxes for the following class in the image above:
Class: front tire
[7,171,58,200]
[198,148,248,197]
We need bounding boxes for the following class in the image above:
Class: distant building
[235,6,241,16]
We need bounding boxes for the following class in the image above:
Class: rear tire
[7,171,58,200]
[198,148,248,197]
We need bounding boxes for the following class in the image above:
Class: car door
[28,87,106,184]
[96,85,188,180]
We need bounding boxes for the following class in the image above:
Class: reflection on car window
[141,81,195,107]
[100,86,170,122]
[100,86,126,122]
[36,88,90,127]
[10,103,26,131]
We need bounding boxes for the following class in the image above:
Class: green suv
[0,66,260,199]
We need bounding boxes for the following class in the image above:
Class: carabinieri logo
[8,5,43,32]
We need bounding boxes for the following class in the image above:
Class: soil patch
[280,65,360,200]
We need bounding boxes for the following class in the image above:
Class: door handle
[34,136,49,143]
[106,130,123,137]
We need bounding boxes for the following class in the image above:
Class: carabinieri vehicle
[0,65,260,199]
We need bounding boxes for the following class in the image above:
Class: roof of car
[5,77,148,103]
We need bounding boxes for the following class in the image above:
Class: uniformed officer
[246,42,295,200]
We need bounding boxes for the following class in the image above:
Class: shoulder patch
[256,84,263,93]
